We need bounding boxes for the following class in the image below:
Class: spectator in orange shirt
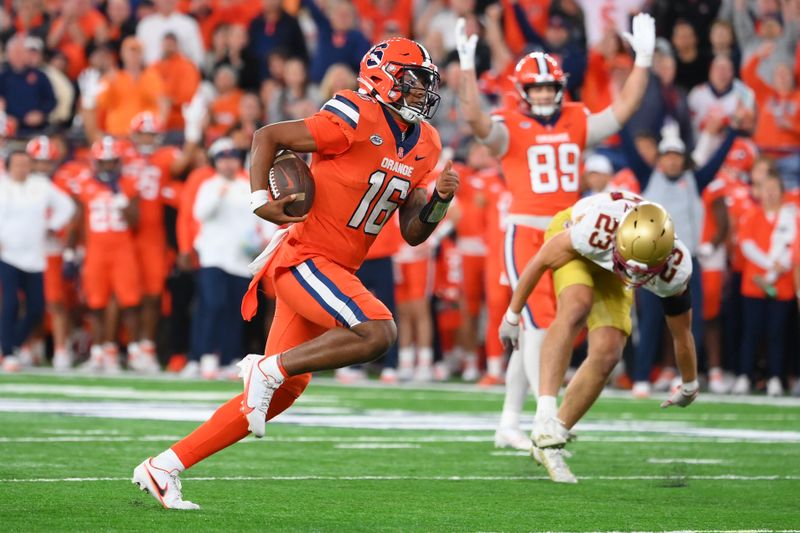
[206,65,243,141]
[91,37,168,139]
[353,0,413,41]
[741,42,800,189]
[0,0,48,42]
[47,0,109,79]
[152,33,201,131]
[736,171,798,397]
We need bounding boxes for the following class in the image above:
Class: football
[268,151,315,217]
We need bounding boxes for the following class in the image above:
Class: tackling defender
[500,191,699,483]
[132,38,458,509]
[455,14,656,449]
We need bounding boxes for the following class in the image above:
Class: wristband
[681,379,699,394]
[634,52,652,69]
[250,189,269,212]
[504,309,520,326]
[418,189,452,224]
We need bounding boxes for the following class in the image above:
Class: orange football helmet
[723,138,758,174]
[26,135,59,161]
[358,38,440,123]
[513,52,567,118]
[91,136,126,184]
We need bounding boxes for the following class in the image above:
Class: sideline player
[500,191,699,482]
[132,38,458,509]
[455,14,656,449]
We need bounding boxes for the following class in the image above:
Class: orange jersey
[494,102,586,217]
[353,0,413,41]
[725,175,757,272]
[742,55,800,153]
[279,90,441,272]
[75,176,138,250]
[701,175,728,244]
[53,160,92,197]
[124,146,180,241]
[739,204,798,300]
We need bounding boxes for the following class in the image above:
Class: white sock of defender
[486,356,504,378]
[463,351,477,369]
[521,328,546,398]
[417,347,433,367]
[153,448,186,473]
[499,349,529,429]
[398,347,415,369]
[536,395,558,421]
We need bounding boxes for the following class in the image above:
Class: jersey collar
[381,105,421,159]
[531,109,562,127]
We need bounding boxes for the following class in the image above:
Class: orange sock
[172,373,312,469]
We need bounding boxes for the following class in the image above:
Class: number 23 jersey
[569,192,692,297]
[285,89,441,272]
[493,102,587,217]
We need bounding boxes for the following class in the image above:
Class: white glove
[622,13,656,68]
[182,91,208,144]
[454,17,478,71]
[111,193,130,209]
[499,309,521,351]
[78,68,103,110]
[661,380,698,408]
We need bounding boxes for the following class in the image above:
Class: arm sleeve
[732,3,756,52]
[586,107,622,148]
[478,117,510,159]
[695,129,737,191]
[46,183,75,231]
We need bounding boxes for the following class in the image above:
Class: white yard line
[647,458,726,464]
[333,443,421,449]
[2,474,799,483]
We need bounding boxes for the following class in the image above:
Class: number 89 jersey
[569,191,693,297]
[493,102,587,217]
[282,90,441,272]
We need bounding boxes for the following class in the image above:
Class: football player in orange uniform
[456,14,655,449]
[71,137,143,372]
[699,138,757,394]
[124,111,196,372]
[133,38,458,509]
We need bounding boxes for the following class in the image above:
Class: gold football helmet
[613,202,675,287]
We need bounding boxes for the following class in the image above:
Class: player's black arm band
[661,287,692,316]
[418,188,452,224]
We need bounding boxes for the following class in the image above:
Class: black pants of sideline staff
[0,261,45,356]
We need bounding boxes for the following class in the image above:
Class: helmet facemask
[611,247,666,288]
[518,81,564,119]
[94,158,121,185]
[385,64,441,123]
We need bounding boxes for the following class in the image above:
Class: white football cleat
[461,365,480,382]
[238,354,284,438]
[632,381,651,399]
[413,365,434,383]
[531,445,578,484]
[532,417,570,449]
[494,426,532,451]
[132,458,199,510]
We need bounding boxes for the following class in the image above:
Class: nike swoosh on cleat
[146,467,167,498]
